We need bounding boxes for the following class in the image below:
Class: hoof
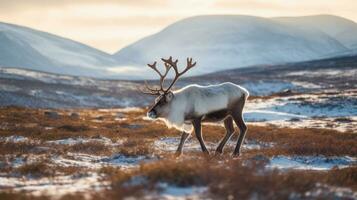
[215,148,223,155]
[201,150,210,158]
[215,151,222,155]
[232,152,241,158]
[203,150,210,155]
[175,151,182,158]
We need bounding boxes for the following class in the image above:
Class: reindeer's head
[140,57,196,119]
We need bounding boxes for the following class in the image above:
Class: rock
[70,112,80,119]
[23,123,38,128]
[251,154,270,164]
[116,112,126,119]
[121,124,143,129]
[334,117,353,123]
[276,89,293,96]
[288,117,301,122]
[95,116,105,121]
[44,111,60,119]
[91,135,102,139]
[32,146,50,154]
[0,161,7,169]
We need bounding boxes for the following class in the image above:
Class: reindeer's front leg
[176,131,190,156]
[192,118,209,155]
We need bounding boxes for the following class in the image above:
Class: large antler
[161,56,196,92]
[141,61,172,95]
[141,56,196,95]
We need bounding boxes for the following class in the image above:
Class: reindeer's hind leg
[232,95,248,157]
[176,131,190,157]
[215,117,234,155]
[192,118,209,155]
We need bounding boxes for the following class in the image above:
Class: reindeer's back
[175,82,248,116]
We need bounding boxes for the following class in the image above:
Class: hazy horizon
[1,0,356,53]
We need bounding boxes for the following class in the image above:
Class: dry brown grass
[116,139,153,156]
[0,141,39,155]
[64,141,112,155]
[97,157,357,200]
[57,125,90,132]
[1,161,356,200]
[246,125,357,156]
[208,164,357,200]
[14,161,55,177]
[139,158,208,186]
[0,192,50,200]
[9,159,85,178]
[0,106,356,199]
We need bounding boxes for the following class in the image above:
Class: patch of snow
[286,69,357,78]
[0,155,51,170]
[242,139,274,150]
[52,153,153,170]
[268,156,357,170]
[98,107,143,113]
[154,137,270,153]
[115,117,128,121]
[244,110,306,122]
[46,136,115,146]
[305,183,357,199]
[246,91,357,118]
[249,116,357,133]
[154,137,206,153]
[0,84,21,92]
[52,153,104,169]
[243,81,296,96]
[244,91,357,132]
[292,81,322,89]
[100,154,153,169]
[0,173,107,197]
[146,182,208,200]
[0,136,29,143]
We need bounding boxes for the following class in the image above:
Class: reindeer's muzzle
[147,110,157,119]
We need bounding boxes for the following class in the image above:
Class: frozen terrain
[244,89,357,132]
[0,67,149,108]
[1,54,356,109]
[1,56,355,135]
[0,107,355,199]
[0,19,356,198]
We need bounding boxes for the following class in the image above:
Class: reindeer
[141,57,249,157]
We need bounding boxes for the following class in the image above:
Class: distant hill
[113,15,356,79]
[0,22,119,77]
[1,15,357,79]
[274,15,357,50]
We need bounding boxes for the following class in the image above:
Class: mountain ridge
[113,14,353,78]
[0,21,118,77]
[1,14,357,79]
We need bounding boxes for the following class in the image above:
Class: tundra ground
[0,105,356,200]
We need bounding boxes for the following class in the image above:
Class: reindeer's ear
[165,92,174,102]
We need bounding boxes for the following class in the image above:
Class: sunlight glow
[0,0,356,53]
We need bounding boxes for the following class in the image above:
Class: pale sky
[1,0,356,53]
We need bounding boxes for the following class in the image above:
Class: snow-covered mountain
[1,15,357,79]
[273,15,357,51]
[114,15,355,79]
[0,22,119,77]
